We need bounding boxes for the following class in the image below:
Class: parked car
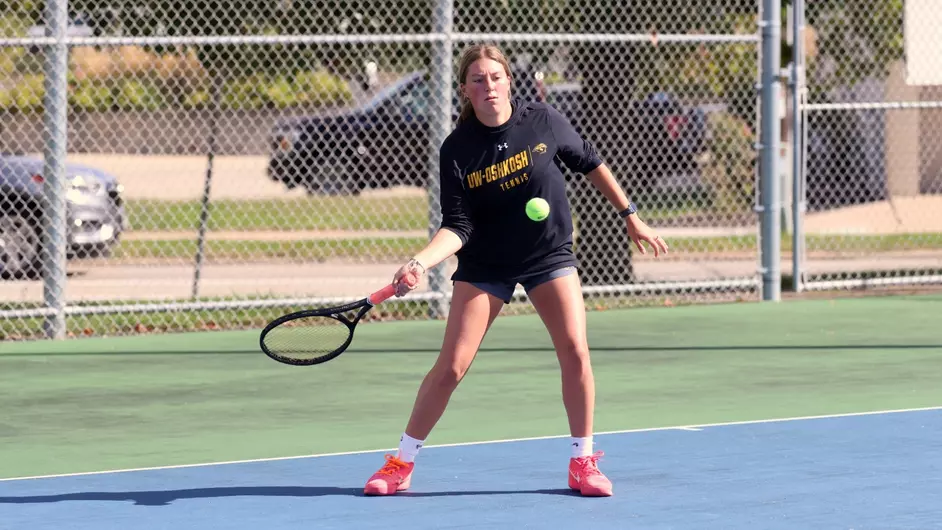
[0,155,126,278]
[25,13,97,53]
[26,15,95,39]
[267,68,551,195]
[268,71,713,195]
[624,91,717,194]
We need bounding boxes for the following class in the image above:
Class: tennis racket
[259,273,418,366]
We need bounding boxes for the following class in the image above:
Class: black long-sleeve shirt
[439,98,603,283]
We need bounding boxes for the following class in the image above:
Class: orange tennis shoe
[363,454,414,496]
[568,451,613,497]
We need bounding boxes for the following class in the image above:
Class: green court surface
[1,295,940,480]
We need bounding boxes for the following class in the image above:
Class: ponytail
[458,98,475,123]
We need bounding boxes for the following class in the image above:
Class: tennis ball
[526,197,550,222]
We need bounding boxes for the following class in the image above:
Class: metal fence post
[191,70,224,300]
[41,0,69,339]
[790,0,806,293]
[427,0,454,319]
[759,0,782,301]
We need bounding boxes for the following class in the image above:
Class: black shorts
[467,266,577,304]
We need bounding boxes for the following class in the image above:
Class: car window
[0,158,28,180]
[363,74,422,111]
[546,86,582,123]
[394,83,430,121]
[363,81,407,112]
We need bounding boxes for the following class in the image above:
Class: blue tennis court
[3,408,940,529]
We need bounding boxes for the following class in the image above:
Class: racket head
[259,272,419,366]
[259,306,363,366]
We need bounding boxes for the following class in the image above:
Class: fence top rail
[802,101,942,111]
[0,279,760,321]
[0,32,759,48]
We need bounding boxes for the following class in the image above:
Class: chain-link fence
[1,0,769,340]
[792,0,942,291]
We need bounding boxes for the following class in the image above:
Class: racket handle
[369,272,419,305]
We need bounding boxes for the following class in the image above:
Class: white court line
[2,405,940,483]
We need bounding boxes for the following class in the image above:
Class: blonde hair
[456,44,513,123]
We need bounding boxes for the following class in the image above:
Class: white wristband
[407,258,426,275]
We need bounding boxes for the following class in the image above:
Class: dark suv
[268,72,429,194]
[267,71,712,195]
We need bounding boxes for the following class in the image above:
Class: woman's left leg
[526,270,594,439]
[527,269,612,497]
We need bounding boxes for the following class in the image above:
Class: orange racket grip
[369,272,419,305]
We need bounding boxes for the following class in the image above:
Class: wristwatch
[618,202,638,218]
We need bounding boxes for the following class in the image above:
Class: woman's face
[461,57,512,118]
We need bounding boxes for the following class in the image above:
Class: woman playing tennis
[364,43,669,497]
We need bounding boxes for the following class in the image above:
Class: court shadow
[0,486,578,506]
[403,488,578,498]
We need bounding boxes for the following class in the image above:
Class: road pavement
[2,252,940,304]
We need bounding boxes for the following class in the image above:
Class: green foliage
[183,89,211,109]
[803,0,905,98]
[290,70,353,107]
[700,112,757,213]
[212,71,352,110]
[69,81,113,112]
[0,48,20,76]
[0,0,37,14]
[115,79,165,110]
[221,74,269,110]
[644,14,759,124]
[0,69,351,113]
[1,0,906,120]
[0,74,45,112]
[0,9,34,38]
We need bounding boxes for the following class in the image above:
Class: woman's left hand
[625,215,669,258]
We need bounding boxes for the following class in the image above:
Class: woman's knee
[431,355,473,388]
[557,343,592,371]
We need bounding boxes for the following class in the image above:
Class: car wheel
[0,211,42,278]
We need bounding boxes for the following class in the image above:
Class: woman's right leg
[404,280,504,439]
[365,281,503,495]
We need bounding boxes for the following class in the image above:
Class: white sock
[571,436,593,458]
[397,433,424,463]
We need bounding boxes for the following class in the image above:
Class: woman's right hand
[393,258,426,297]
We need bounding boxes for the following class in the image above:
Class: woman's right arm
[393,144,473,295]
[412,228,465,270]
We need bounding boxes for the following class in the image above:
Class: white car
[0,155,126,278]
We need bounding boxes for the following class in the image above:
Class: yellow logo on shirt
[533,143,547,154]
[466,149,530,190]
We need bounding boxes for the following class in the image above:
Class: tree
[566,0,904,287]
[565,0,751,287]
[798,0,904,99]
[67,0,277,296]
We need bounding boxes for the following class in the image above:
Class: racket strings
[261,315,352,361]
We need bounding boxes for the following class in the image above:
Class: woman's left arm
[585,164,669,258]
[544,103,668,257]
